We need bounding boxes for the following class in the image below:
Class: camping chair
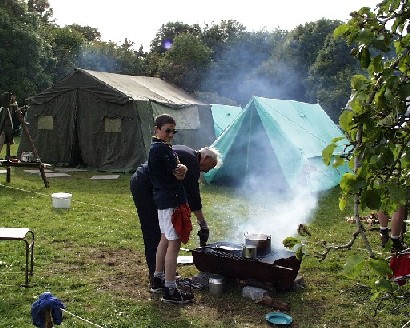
[0,228,35,287]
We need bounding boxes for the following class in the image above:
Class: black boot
[380,229,389,248]
[391,238,406,253]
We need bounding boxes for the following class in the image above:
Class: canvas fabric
[210,104,242,138]
[204,96,350,192]
[18,69,216,172]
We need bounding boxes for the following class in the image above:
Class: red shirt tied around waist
[390,250,410,286]
[171,203,192,244]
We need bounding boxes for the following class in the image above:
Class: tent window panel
[38,116,53,130]
[151,103,200,129]
[105,117,121,133]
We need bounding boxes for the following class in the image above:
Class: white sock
[165,280,177,289]
[154,271,164,279]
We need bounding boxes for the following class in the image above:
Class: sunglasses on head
[165,128,177,134]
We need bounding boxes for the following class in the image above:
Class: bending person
[130,144,221,292]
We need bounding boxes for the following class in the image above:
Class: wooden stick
[44,308,54,328]
[14,108,49,188]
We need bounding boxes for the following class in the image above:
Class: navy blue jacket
[148,138,187,209]
[172,145,202,212]
[132,144,202,211]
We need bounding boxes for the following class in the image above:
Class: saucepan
[244,233,271,257]
[242,245,257,258]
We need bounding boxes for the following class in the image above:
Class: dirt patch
[88,248,152,299]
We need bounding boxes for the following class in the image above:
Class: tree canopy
[0,0,369,121]
[323,0,410,213]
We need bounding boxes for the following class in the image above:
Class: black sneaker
[391,238,406,253]
[161,287,194,304]
[380,231,389,248]
[149,277,165,293]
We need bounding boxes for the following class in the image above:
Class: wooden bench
[0,228,34,286]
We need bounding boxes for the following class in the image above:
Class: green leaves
[350,75,370,93]
[340,172,364,194]
[333,24,350,39]
[386,184,407,205]
[342,255,365,278]
[282,236,301,249]
[339,110,355,132]
[282,236,304,260]
[361,189,381,210]
[322,144,338,165]
[359,47,371,68]
[373,278,394,296]
[331,0,410,214]
[343,255,396,302]
[368,259,392,277]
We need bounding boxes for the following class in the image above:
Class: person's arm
[193,209,209,247]
[192,210,207,228]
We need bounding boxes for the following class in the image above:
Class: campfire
[191,240,301,290]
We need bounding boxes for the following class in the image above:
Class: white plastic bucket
[51,192,72,209]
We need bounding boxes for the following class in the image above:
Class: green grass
[0,143,409,327]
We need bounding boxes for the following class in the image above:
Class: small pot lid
[265,312,293,325]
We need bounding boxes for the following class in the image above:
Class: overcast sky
[48,0,381,51]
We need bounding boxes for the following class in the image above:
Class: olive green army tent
[204,96,349,192]
[18,68,216,172]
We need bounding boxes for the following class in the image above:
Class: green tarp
[204,96,349,192]
[18,68,216,172]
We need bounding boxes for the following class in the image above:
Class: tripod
[0,106,49,187]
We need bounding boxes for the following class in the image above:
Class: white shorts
[158,208,179,240]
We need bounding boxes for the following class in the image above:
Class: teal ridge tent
[210,104,243,138]
[204,96,349,192]
[18,68,215,172]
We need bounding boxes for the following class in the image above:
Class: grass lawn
[0,141,409,327]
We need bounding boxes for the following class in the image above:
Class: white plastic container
[21,152,33,162]
[51,192,72,209]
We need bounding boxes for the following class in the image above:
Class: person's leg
[378,210,389,228]
[155,234,168,273]
[391,205,405,237]
[378,210,390,247]
[159,208,193,304]
[164,239,181,282]
[390,205,406,251]
[130,176,160,280]
[137,205,160,275]
[149,234,167,292]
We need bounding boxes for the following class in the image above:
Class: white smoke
[228,180,318,251]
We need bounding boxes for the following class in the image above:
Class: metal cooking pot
[209,275,225,295]
[242,245,257,258]
[244,233,271,257]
